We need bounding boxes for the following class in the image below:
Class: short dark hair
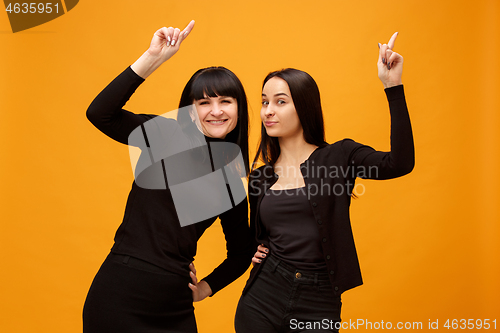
[253,68,327,169]
[178,67,250,176]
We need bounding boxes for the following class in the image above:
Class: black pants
[235,254,342,333]
[83,252,197,333]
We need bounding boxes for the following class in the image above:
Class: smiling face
[261,77,302,139]
[191,95,238,139]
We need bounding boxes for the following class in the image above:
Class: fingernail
[378,43,381,49]
[265,249,269,253]
[171,39,176,47]
[261,254,266,258]
[387,63,391,70]
[382,58,386,64]
[258,259,262,263]
[167,36,171,47]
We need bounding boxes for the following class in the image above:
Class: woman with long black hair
[83,21,253,333]
[234,32,414,332]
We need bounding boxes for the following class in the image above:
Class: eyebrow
[262,93,289,97]
[198,95,233,100]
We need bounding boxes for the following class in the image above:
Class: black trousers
[83,253,197,333]
[235,254,342,333]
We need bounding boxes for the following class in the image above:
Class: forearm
[201,253,252,296]
[385,85,415,175]
[343,85,414,180]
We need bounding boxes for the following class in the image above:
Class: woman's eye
[278,100,285,105]
[262,101,269,106]
[199,101,209,105]
[221,100,231,104]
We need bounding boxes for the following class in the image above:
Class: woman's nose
[264,107,275,117]
[210,102,224,116]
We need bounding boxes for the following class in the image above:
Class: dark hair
[252,68,327,169]
[178,67,250,176]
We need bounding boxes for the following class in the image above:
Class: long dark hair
[178,67,250,176]
[252,68,327,170]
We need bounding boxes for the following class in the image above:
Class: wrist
[199,280,213,298]
[130,51,165,79]
[384,81,403,89]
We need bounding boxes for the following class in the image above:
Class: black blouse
[260,187,327,271]
[86,67,253,295]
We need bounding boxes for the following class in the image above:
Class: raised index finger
[181,20,195,39]
[387,32,398,49]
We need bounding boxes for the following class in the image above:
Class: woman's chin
[204,129,227,139]
[265,129,281,138]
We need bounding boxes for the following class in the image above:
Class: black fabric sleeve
[201,196,254,296]
[341,85,415,180]
[86,66,155,145]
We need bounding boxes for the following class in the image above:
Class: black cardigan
[242,85,414,296]
[86,67,253,295]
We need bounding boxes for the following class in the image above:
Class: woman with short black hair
[83,21,253,333]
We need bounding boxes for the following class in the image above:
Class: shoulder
[141,116,183,138]
[313,139,360,155]
[310,139,374,163]
[249,165,274,181]
[146,115,181,128]
[248,165,274,196]
[127,115,185,147]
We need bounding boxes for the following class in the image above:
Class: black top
[242,85,415,296]
[260,187,327,271]
[86,67,253,295]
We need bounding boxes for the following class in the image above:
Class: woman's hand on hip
[188,262,212,302]
[378,32,404,89]
[131,20,195,79]
[252,244,269,267]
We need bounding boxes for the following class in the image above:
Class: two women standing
[84,22,414,333]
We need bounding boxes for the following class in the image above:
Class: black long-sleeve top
[242,85,415,296]
[86,67,253,295]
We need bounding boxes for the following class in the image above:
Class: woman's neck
[276,134,317,166]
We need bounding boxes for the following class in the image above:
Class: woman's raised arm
[342,32,414,179]
[86,21,195,144]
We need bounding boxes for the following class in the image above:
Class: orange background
[1,1,499,332]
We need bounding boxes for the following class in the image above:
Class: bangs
[190,68,241,101]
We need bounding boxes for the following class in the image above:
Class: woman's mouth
[264,121,277,127]
[206,119,228,125]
